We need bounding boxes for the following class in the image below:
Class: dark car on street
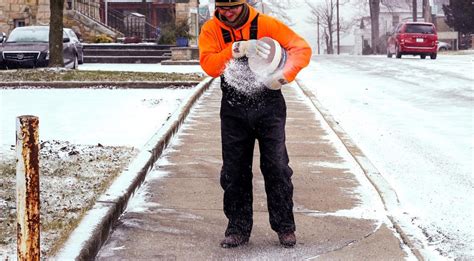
[387,22,438,59]
[0,26,83,69]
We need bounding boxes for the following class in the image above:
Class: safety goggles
[216,5,242,11]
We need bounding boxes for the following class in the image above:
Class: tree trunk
[324,30,330,54]
[49,0,64,67]
[327,21,334,54]
[413,0,417,22]
[423,0,431,22]
[369,0,380,54]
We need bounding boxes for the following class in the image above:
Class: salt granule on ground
[223,59,266,96]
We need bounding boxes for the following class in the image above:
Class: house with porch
[0,0,200,45]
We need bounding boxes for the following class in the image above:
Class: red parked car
[387,22,438,59]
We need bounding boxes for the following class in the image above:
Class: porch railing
[70,0,160,40]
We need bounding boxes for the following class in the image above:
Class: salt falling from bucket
[223,59,266,96]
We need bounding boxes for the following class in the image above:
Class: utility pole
[317,16,320,55]
[105,0,108,25]
[336,0,340,54]
[413,0,417,22]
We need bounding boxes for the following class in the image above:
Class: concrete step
[82,43,174,50]
[84,56,171,64]
[83,49,171,57]
[82,43,174,63]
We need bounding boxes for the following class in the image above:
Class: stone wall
[0,0,50,34]
[0,0,118,42]
[170,46,199,61]
[175,0,199,46]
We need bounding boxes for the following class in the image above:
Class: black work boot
[278,231,296,248]
[220,234,249,248]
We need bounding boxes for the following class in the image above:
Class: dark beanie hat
[215,0,246,7]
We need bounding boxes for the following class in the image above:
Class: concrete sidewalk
[95,79,411,260]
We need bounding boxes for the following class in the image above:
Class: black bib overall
[219,15,295,237]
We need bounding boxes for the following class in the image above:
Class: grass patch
[44,162,126,256]
[0,68,206,82]
[45,199,94,256]
[0,161,16,248]
[0,142,139,258]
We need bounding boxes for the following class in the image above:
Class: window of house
[14,19,26,28]
[392,15,399,28]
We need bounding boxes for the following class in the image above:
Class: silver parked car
[437,41,452,51]
[64,28,84,64]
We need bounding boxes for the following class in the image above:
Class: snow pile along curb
[53,77,214,260]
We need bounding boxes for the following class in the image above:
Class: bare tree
[263,0,296,26]
[49,0,64,67]
[305,0,351,54]
[306,0,335,54]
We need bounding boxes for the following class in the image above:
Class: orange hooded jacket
[198,4,312,83]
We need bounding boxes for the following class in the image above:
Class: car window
[6,28,49,42]
[405,24,435,34]
[66,30,79,42]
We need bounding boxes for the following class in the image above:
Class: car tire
[72,55,78,69]
[439,47,447,51]
[395,45,402,59]
[430,53,437,59]
[420,54,426,59]
[387,49,392,58]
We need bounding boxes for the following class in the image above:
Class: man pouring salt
[198,0,311,248]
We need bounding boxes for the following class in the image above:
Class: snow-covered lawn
[0,83,198,259]
[1,88,192,148]
[78,63,205,74]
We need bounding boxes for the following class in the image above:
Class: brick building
[0,0,51,34]
[0,0,200,44]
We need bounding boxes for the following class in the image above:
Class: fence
[71,0,159,40]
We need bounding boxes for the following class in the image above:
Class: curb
[295,79,424,261]
[161,60,200,65]
[53,77,214,260]
[0,81,200,89]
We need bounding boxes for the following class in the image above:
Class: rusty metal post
[16,115,40,261]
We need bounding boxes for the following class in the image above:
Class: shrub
[93,34,113,43]
[157,20,194,44]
